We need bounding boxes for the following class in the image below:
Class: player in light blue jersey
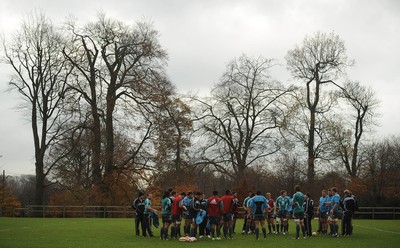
[182,192,193,236]
[324,189,333,235]
[143,193,157,237]
[275,190,290,234]
[248,190,268,240]
[242,191,253,234]
[324,189,333,212]
[318,190,328,235]
[329,187,341,237]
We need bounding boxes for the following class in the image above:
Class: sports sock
[268,224,271,233]
[276,224,279,233]
[164,227,168,240]
[229,226,233,238]
[211,227,215,238]
[160,227,165,240]
[190,228,196,238]
[296,224,300,239]
[223,227,228,238]
[255,227,259,240]
[301,225,306,237]
[170,226,174,239]
[330,223,335,235]
[262,227,267,238]
[272,224,275,231]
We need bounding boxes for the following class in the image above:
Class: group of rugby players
[132,185,357,241]
[318,187,358,237]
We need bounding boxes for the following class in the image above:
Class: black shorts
[183,212,191,220]
[162,214,172,223]
[330,211,339,219]
[233,213,238,219]
[172,214,182,222]
[293,212,304,220]
[277,210,288,219]
[208,216,221,225]
[267,211,274,219]
[189,212,198,220]
[223,213,233,222]
[253,215,265,221]
[319,211,328,218]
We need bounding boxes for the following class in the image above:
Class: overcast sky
[1,0,399,175]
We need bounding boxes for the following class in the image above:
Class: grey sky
[1,0,399,175]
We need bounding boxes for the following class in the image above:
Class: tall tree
[194,55,289,180]
[329,81,379,177]
[64,14,170,202]
[63,14,168,191]
[3,12,72,205]
[152,82,193,187]
[63,19,103,184]
[285,31,353,184]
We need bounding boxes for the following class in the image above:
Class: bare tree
[194,55,290,180]
[360,137,400,205]
[330,81,379,177]
[63,14,168,190]
[3,12,72,205]
[153,89,192,169]
[285,31,353,184]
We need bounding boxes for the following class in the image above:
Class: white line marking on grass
[0,229,11,232]
[354,224,400,235]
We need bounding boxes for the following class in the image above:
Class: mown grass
[0,218,399,248]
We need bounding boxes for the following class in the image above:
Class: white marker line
[0,229,11,232]
[353,224,400,235]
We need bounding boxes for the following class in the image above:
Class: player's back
[207,196,222,216]
[221,194,234,213]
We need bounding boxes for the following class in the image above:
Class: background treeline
[1,12,399,210]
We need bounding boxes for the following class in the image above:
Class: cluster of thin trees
[2,12,397,208]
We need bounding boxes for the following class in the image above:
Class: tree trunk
[34,162,45,206]
[91,100,102,184]
[307,105,316,185]
[105,86,116,174]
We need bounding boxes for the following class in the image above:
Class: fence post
[394,208,396,220]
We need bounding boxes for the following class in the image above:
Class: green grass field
[0,218,399,248]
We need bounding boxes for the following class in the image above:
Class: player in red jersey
[171,192,185,238]
[221,189,234,239]
[207,191,224,240]
[266,192,277,234]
